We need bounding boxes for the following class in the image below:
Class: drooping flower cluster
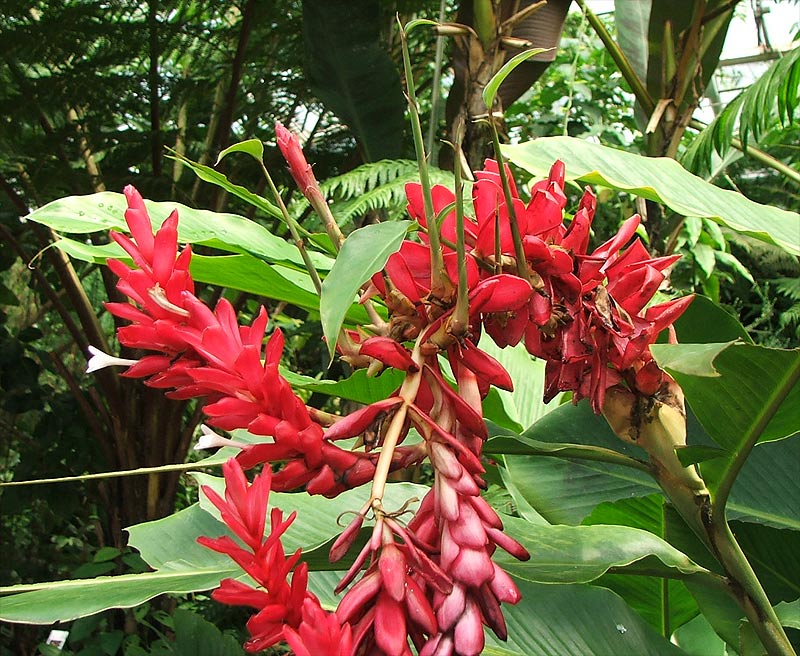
[89,121,691,655]
[397,159,692,413]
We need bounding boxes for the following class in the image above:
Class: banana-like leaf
[503,136,800,255]
[650,342,800,450]
[484,579,688,655]
[302,0,405,161]
[583,495,700,634]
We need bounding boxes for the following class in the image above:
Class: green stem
[260,162,323,294]
[399,20,447,297]
[575,0,654,115]
[0,461,218,487]
[369,341,424,508]
[707,520,797,656]
[451,133,470,335]
[489,123,530,282]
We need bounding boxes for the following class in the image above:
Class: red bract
[198,459,353,654]
[464,159,692,412]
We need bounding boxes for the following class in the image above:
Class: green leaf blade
[503,137,800,255]
[320,221,410,357]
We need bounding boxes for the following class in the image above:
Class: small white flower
[86,345,139,373]
[194,424,247,451]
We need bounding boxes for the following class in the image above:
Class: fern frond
[289,159,466,226]
[774,276,800,301]
[778,301,800,332]
[683,45,800,175]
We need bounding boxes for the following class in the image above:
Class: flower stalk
[399,19,449,300]
[259,160,323,295]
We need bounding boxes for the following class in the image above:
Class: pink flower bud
[405,577,437,635]
[379,543,408,602]
[336,570,381,624]
[450,547,494,586]
[488,562,522,604]
[436,583,466,630]
[375,594,408,656]
[329,512,365,563]
[453,598,484,656]
[275,122,320,196]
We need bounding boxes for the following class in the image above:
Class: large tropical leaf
[492,399,800,531]
[484,579,688,655]
[0,482,427,624]
[683,46,800,176]
[650,341,800,451]
[302,0,405,161]
[583,495,700,634]
[503,136,800,255]
[25,191,331,270]
[496,514,709,584]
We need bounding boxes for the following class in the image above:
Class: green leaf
[494,402,656,525]
[692,242,716,279]
[672,295,752,344]
[0,564,239,624]
[649,341,731,377]
[280,367,404,404]
[496,514,707,584]
[718,437,800,530]
[171,154,282,221]
[614,0,651,84]
[126,504,233,572]
[193,475,429,557]
[582,495,700,634]
[320,220,410,357]
[162,608,244,656]
[496,399,799,530]
[484,579,688,655]
[25,191,326,269]
[303,0,406,161]
[671,613,727,656]
[683,46,800,175]
[215,138,264,165]
[674,445,727,467]
[730,521,800,604]
[477,332,557,430]
[482,48,549,110]
[502,137,800,255]
[0,481,429,624]
[651,342,800,449]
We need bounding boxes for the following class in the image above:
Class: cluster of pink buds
[88,121,691,655]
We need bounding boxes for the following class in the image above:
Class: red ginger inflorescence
[93,125,691,655]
